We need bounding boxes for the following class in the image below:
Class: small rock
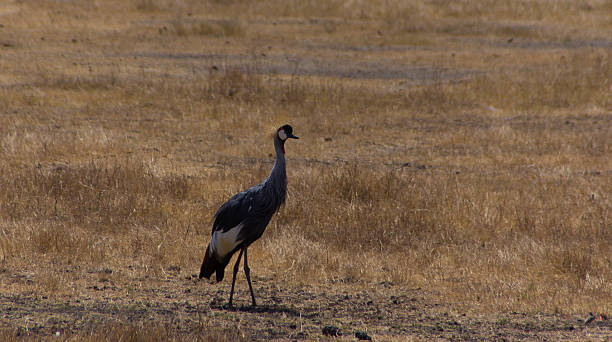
[355,330,371,340]
[322,325,341,336]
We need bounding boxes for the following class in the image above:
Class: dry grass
[1,0,612,339]
[0,323,247,341]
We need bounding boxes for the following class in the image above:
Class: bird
[199,124,299,307]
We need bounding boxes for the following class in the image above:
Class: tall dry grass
[2,51,611,315]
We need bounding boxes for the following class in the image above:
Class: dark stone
[355,330,372,340]
[322,325,341,336]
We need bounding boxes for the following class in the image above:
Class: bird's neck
[262,136,288,208]
[271,137,286,180]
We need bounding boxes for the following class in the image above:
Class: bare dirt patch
[1,270,611,340]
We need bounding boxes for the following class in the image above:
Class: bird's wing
[208,186,267,259]
[212,187,260,234]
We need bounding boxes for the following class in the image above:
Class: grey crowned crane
[199,124,299,307]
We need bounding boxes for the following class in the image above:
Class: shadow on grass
[213,302,316,318]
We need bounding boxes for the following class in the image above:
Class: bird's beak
[288,133,299,139]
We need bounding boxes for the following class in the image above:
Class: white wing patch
[210,224,244,259]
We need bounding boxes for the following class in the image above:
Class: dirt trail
[115,51,476,82]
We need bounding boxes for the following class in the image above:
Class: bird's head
[277,125,298,141]
[276,124,298,153]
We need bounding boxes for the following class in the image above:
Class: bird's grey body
[199,125,298,306]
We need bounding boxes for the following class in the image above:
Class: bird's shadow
[213,302,313,318]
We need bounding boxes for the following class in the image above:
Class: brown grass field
[1,0,612,340]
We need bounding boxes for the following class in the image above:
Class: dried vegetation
[0,0,611,340]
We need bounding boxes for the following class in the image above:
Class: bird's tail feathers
[215,266,225,282]
[199,245,217,280]
[199,245,228,282]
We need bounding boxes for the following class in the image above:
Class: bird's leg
[243,247,257,306]
[228,249,244,307]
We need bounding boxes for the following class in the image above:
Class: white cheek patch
[278,129,287,141]
[210,224,244,259]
